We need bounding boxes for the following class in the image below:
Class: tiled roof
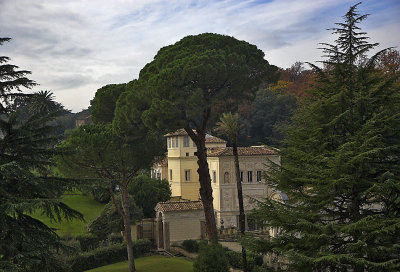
[207,146,277,157]
[164,128,187,136]
[205,135,226,143]
[155,201,203,212]
[164,129,226,143]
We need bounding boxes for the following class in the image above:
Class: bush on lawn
[67,239,151,272]
[182,239,199,253]
[76,234,99,252]
[223,247,264,271]
[194,243,229,272]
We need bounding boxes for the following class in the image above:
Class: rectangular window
[175,137,179,147]
[247,171,253,182]
[193,140,196,147]
[183,136,189,147]
[256,170,262,182]
[240,171,243,182]
[171,137,175,148]
[186,152,189,157]
[185,170,191,181]
[170,169,172,181]
[213,171,217,183]
[168,137,171,148]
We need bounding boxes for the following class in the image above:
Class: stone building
[154,201,205,250]
[151,129,280,231]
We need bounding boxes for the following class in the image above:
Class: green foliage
[128,174,171,218]
[76,234,100,252]
[193,243,229,272]
[88,194,143,238]
[67,239,151,272]
[250,4,400,271]
[244,88,297,147]
[182,240,200,253]
[125,33,278,134]
[0,38,83,271]
[115,32,278,240]
[91,83,127,124]
[222,248,263,271]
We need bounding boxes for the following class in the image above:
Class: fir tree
[0,38,82,271]
[249,4,400,271]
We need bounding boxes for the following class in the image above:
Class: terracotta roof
[164,128,187,136]
[207,146,277,157]
[164,129,226,143]
[205,135,226,143]
[154,156,168,167]
[155,201,203,212]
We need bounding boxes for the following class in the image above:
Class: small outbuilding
[155,201,206,250]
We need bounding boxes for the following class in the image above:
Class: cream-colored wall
[210,154,281,228]
[205,142,226,148]
[169,219,202,241]
[162,210,205,242]
[167,136,197,158]
[168,151,200,201]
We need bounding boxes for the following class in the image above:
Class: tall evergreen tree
[248,4,400,271]
[0,38,82,271]
[115,33,279,241]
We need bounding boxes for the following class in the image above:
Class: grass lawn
[31,192,105,236]
[85,255,193,272]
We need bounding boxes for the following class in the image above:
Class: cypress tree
[249,4,400,271]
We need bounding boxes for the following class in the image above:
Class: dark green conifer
[0,38,82,271]
[249,4,400,271]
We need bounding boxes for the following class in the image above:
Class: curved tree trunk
[233,139,248,272]
[196,134,218,243]
[121,181,136,272]
[185,126,218,243]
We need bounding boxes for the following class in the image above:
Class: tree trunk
[194,131,218,242]
[121,182,136,272]
[233,139,248,272]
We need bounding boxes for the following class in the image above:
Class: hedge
[76,234,99,252]
[223,247,264,271]
[67,239,151,271]
[182,239,199,253]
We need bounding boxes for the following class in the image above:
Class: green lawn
[31,192,105,236]
[85,255,193,272]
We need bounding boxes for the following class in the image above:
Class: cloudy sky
[1,0,399,112]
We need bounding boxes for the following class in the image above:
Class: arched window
[224,172,230,184]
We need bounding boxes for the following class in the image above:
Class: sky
[1,0,399,112]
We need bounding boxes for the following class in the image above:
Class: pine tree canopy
[248,3,400,271]
[0,38,83,271]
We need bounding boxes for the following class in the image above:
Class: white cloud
[0,0,398,112]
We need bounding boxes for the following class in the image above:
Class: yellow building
[152,129,280,230]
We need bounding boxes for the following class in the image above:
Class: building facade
[152,129,280,230]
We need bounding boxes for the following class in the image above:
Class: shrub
[182,239,199,253]
[194,243,229,272]
[224,250,242,268]
[67,239,151,272]
[107,232,124,245]
[223,247,264,271]
[76,234,99,252]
